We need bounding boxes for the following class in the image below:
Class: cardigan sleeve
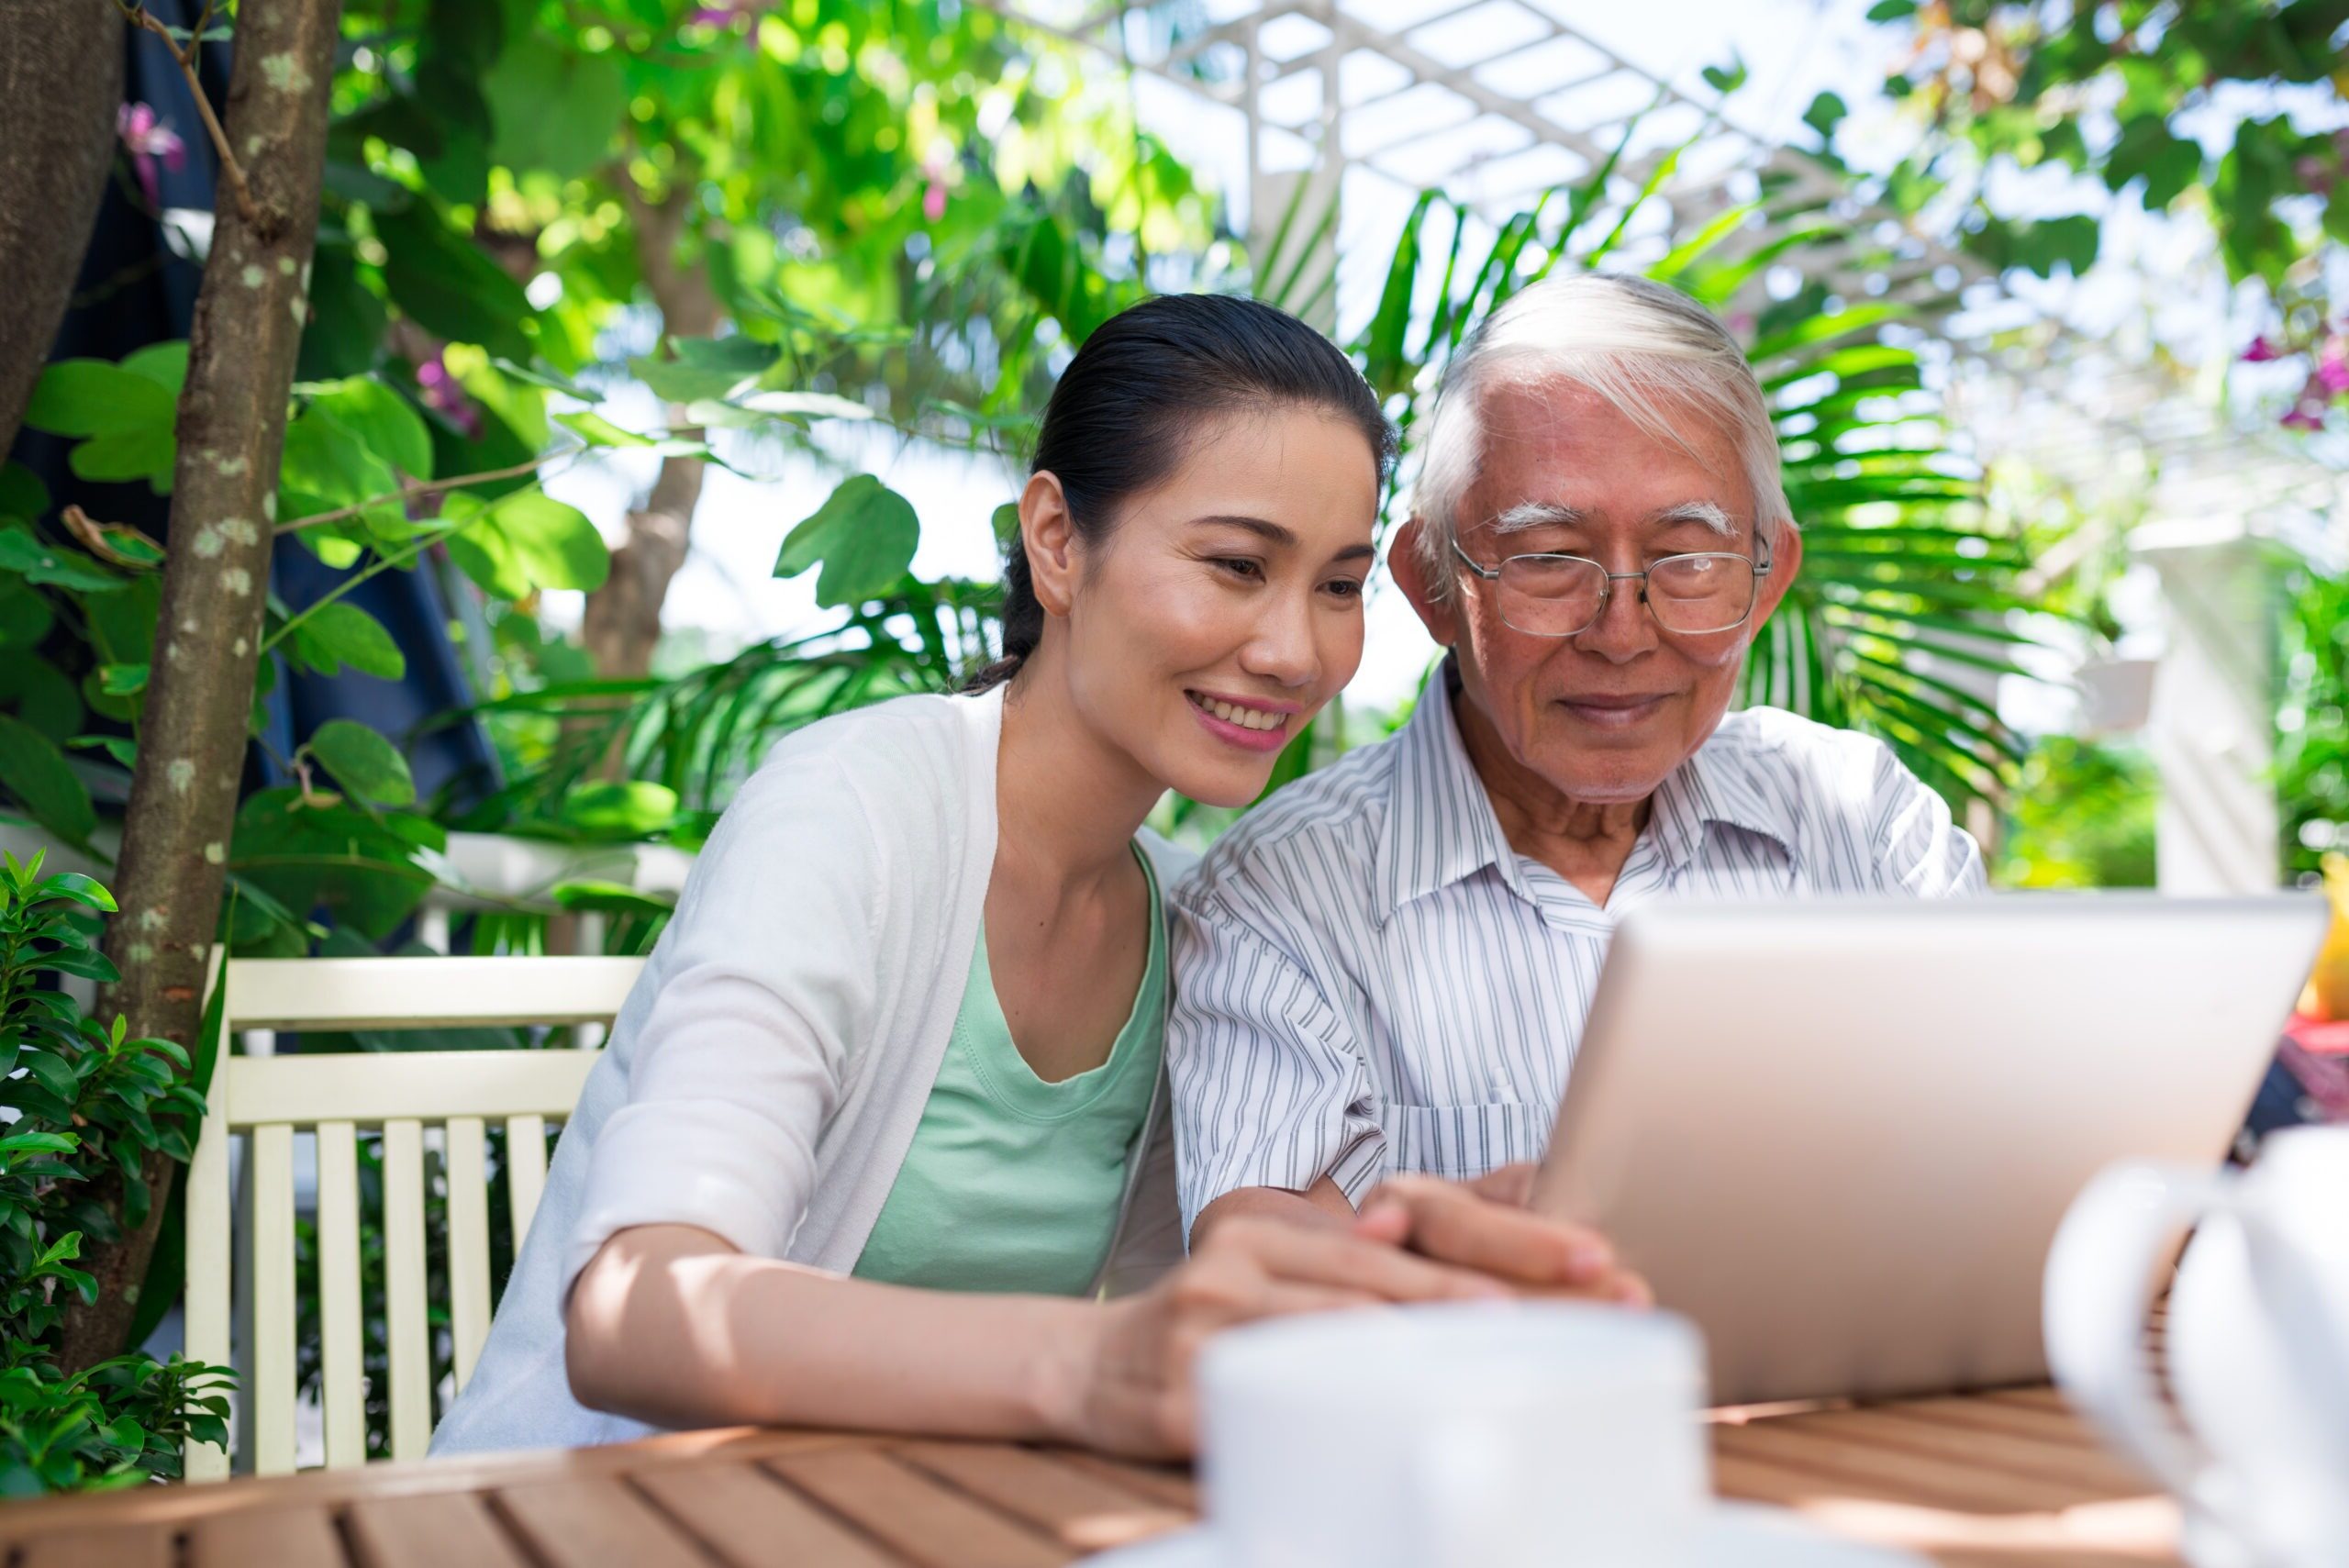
[562,748,887,1296]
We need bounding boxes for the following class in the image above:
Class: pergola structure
[985,0,2347,892]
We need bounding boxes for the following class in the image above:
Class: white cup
[2044,1127,2349,1568]
[1197,1303,1710,1568]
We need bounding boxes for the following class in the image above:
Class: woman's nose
[1237,592,1319,687]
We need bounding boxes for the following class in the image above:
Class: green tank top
[851,847,1166,1296]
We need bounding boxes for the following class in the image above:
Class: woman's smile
[1186,688,1298,751]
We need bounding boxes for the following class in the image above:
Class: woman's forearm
[563,1224,1106,1441]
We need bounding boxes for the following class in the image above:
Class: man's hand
[1351,1163,1652,1306]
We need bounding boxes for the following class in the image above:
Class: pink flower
[416,353,484,442]
[2283,405,2326,431]
[688,6,740,25]
[2318,338,2349,397]
[2298,155,2338,197]
[923,180,948,223]
[2243,335,2284,362]
[117,102,186,210]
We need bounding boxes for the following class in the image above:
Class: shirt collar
[1376,663,1798,914]
[1375,663,1522,919]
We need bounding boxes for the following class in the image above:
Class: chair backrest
[184,956,644,1481]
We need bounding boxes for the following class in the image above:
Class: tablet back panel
[1529,894,2326,1406]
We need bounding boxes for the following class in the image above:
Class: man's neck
[1452,685,1649,906]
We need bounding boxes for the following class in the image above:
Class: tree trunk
[59,0,343,1372]
[0,4,124,459]
[578,186,718,750]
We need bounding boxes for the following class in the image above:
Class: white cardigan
[431,684,1192,1455]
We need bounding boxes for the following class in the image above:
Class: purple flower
[2318,338,2349,397]
[416,353,484,441]
[688,6,739,25]
[2243,335,2284,362]
[117,102,186,210]
[2283,405,2326,432]
[2298,154,2338,197]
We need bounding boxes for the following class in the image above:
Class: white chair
[183,955,644,1481]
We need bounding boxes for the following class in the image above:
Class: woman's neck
[991,645,1165,894]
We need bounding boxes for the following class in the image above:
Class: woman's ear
[1019,471,1079,618]
[1389,517,1461,650]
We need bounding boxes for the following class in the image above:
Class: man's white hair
[1409,272,1789,597]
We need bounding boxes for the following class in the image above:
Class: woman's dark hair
[964,294,1397,692]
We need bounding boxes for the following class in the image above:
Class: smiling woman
[424,295,1590,1467]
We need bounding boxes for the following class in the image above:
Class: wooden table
[0,1388,2180,1568]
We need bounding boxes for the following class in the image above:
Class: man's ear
[1390,517,1461,650]
[1019,471,1079,619]
[1752,517,1802,628]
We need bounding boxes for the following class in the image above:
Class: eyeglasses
[1449,535,1771,639]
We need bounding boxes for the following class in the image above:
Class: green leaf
[1865,0,1917,18]
[280,406,405,539]
[0,582,56,649]
[0,461,49,521]
[0,714,96,843]
[22,361,176,438]
[482,37,629,180]
[306,378,434,481]
[33,871,116,911]
[493,358,603,402]
[306,719,416,806]
[96,664,147,697]
[553,410,653,448]
[1802,91,1848,144]
[1700,54,1748,95]
[774,474,921,608]
[373,206,536,361]
[559,781,679,839]
[991,501,1021,545]
[291,603,406,681]
[121,340,191,395]
[629,337,775,404]
[440,489,609,600]
[68,426,177,491]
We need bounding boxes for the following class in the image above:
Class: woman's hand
[1353,1163,1653,1307]
[1048,1208,1508,1458]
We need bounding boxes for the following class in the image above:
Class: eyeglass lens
[1495,554,1756,637]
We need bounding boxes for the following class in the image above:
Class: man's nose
[1573,573,1659,662]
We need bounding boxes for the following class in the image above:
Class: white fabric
[432,684,1192,1455]
[1169,665,1986,1238]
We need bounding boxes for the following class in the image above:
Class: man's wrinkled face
[1398,378,1800,808]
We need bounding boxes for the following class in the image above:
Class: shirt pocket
[1375,1101,1544,1184]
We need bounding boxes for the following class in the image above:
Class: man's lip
[1186,688,1304,716]
[1559,694,1672,710]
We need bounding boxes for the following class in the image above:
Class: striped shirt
[1168,662,1986,1238]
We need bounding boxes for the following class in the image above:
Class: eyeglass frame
[1447,528,1775,639]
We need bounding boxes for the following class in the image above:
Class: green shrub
[0,852,231,1493]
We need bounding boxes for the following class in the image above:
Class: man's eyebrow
[1488,502,1587,535]
[1650,500,1734,535]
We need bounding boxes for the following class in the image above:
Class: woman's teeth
[1190,693,1286,731]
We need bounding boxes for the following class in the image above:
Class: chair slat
[446,1117,493,1393]
[182,1041,235,1484]
[221,1050,599,1129]
[507,1114,551,1251]
[250,1124,298,1476]
[382,1119,433,1462]
[227,955,642,1030]
[317,1119,365,1470]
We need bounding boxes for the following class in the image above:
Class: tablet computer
[1528,894,2327,1407]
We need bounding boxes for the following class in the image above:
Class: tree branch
[117,0,258,227]
[272,456,557,534]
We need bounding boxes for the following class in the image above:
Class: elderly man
[1171,272,1985,1248]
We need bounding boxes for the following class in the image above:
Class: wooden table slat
[632,1460,903,1568]
[188,1502,347,1568]
[767,1446,1069,1568]
[894,1440,1191,1553]
[343,1491,534,1568]
[1713,1420,2106,1513]
[13,1522,174,1568]
[491,1475,711,1568]
[1781,1406,2152,1496]
[0,1386,2182,1568]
